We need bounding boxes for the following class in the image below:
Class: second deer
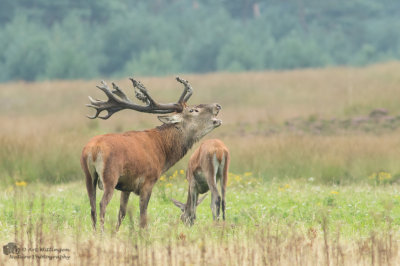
[172,139,230,226]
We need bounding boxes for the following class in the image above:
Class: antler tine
[129,78,154,106]
[176,76,193,104]
[129,78,185,113]
[86,81,124,119]
[112,82,130,102]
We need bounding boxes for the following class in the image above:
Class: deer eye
[194,109,199,113]
[189,109,194,113]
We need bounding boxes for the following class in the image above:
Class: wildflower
[165,183,172,188]
[330,190,339,195]
[284,184,290,189]
[15,181,27,187]
[234,175,242,182]
[378,171,391,181]
[308,177,315,182]
[368,173,376,180]
[180,169,185,175]
[278,187,285,192]
[160,176,166,181]
[244,172,253,177]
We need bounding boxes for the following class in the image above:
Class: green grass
[2,174,399,242]
[2,173,400,264]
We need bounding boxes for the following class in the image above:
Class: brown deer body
[172,139,229,226]
[81,77,222,231]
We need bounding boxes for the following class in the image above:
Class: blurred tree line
[0,0,399,81]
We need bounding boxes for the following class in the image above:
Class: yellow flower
[234,175,242,182]
[180,170,185,175]
[378,171,391,181]
[278,187,285,192]
[330,190,339,195]
[165,183,172,188]
[368,172,377,180]
[244,172,253,177]
[284,184,290,189]
[15,181,27,187]
[160,175,166,181]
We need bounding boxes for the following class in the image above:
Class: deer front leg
[139,186,153,228]
[183,184,199,226]
[116,191,131,231]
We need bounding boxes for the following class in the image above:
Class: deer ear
[171,198,185,212]
[196,194,208,206]
[158,114,182,124]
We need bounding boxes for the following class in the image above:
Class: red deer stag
[172,139,229,226]
[81,77,222,231]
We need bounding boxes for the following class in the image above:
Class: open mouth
[213,118,222,127]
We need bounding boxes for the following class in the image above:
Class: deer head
[158,103,222,142]
[86,76,222,140]
[171,194,208,226]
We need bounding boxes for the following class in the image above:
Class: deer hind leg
[116,191,131,232]
[219,155,228,221]
[82,158,98,230]
[89,173,98,230]
[99,168,118,232]
[207,154,221,221]
[99,187,115,232]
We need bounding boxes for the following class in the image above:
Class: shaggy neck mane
[154,123,197,172]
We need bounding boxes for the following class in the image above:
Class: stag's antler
[86,76,193,119]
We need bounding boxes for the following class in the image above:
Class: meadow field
[1,62,400,265]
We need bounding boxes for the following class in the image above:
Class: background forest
[1,0,400,82]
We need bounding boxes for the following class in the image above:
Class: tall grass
[1,62,400,184]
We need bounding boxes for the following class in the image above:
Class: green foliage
[0,0,400,81]
[123,48,179,76]
[44,15,102,79]
[273,34,331,69]
[217,33,266,71]
[0,15,49,81]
